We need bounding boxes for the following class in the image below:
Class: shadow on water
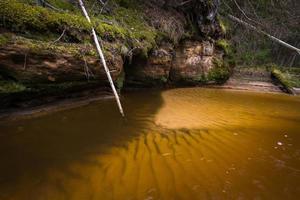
[0,90,164,199]
[0,88,300,200]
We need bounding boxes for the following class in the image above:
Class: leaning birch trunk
[78,0,125,117]
[228,14,300,55]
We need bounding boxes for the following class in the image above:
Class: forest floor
[2,66,299,122]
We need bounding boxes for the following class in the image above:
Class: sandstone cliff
[0,0,230,108]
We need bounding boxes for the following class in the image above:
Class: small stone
[162,153,171,157]
[277,142,283,146]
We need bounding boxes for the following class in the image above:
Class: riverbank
[3,64,300,122]
[209,66,283,93]
[0,84,293,123]
[0,88,115,122]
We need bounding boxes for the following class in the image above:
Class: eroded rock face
[0,38,124,108]
[0,37,226,109]
[170,41,215,84]
[125,40,225,87]
[125,44,173,87]
[0,41,123,85]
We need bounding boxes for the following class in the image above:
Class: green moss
[217,16,230,35]
[0,0,108,40]
[216,39,231,55]
[281,67,300,88]
[271,66,300,88]
[0,34,9,46]
[0,0,158,55]
[208,58,230,84]
[47,0,76,11]
[96,23,127,41]
[215,39,236,68]
[0,81,27,93]
[105,7,157,53]
[0,0,91,36]
[160,76,168,83]
[271,68,294,93]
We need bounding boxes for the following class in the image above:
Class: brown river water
[0,88,300,200]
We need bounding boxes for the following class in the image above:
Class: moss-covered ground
[0,0,158,54]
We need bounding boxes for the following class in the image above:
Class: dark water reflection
[0,88,300,200]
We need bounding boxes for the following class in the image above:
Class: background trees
[220,0,300,67]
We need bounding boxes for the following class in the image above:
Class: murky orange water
[0,88,300,200]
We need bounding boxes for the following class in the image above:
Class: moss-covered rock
[125,44,173,87]
[216,39,231,55]
[207,58,230,84]
[170,40,216,85]
[271,68,296,94]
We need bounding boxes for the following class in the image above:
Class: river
[0,88,300,199]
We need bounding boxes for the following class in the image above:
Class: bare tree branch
[78,0,125,117]
[51,28,66,44]
[228,14,300,55]
[232,0,263,27]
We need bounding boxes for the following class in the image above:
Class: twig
[127,47,137,64]
[232,0,264,27]
[99,0,109,14]
[41,0,63,12]
[97,0,105,5]
[51,28,66,44]
[179,0,193,6]
[83,57,90,81]
[83,56,95,81]
[23,53,27,70]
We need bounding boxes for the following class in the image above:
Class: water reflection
[0,88,300,200]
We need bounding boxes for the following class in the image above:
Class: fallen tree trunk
[228,14,300,55]
[78,0,125,117]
